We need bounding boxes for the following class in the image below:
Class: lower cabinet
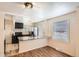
[19,39,47,53]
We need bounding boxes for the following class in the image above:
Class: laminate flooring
[13,46,71,57]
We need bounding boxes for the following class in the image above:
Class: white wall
[75,8,79,56]
[47,12,77,56]
[36,10,79,56]
[0,12,4,56]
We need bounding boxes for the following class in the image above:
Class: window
[53,20,69,42]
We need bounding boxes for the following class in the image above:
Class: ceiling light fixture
[24,2,33,8]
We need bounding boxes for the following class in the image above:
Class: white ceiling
[0,2,79,23]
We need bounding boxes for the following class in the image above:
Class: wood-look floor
[13,46,71,57]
